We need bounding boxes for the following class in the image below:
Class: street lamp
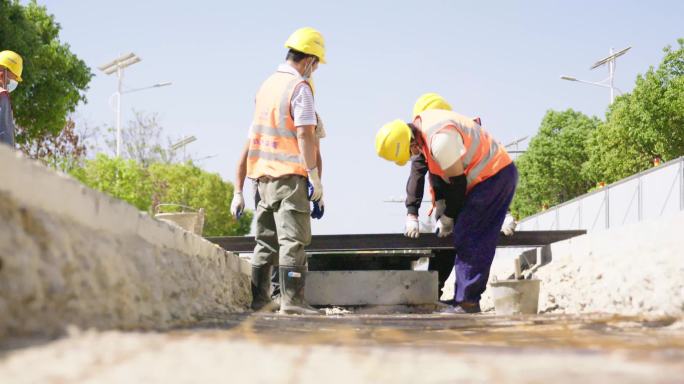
[122,81,172,95]
[98,53,171,157]
[170,135,197,161]
[504,136,529,155]
[560,46,631,104]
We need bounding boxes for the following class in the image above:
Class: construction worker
[0,50,23,147]
[404,93,456,302]
[405,94,499,302]
[239,27,325,315]
[232,112,326,304]
[377,109,518,313]
[404,93,454,239]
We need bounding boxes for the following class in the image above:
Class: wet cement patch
[1,313,683,383]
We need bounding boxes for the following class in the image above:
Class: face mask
[7,79,18,93]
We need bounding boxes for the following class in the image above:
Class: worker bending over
[377,109,517,313]
[404,94,494,302]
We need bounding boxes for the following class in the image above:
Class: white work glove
[315,113,326,139]
[404,215,420,238]
[436,215,454,238]
[434,199,446,219]
[307,167,323,202]
[501,217,517,237]
[230,191,245,219]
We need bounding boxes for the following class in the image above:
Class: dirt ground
[1,312,683,384]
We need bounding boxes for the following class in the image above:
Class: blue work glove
[308,181,325,219]
[311,199,325,219]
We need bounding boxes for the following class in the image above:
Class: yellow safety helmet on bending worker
[0,50,23,82]
[375,119,412,166]
[412,92,451,118]
[285,27,327,63]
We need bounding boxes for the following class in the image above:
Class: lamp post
[98,53,172,157]
[504,136,529,157]
[170,135,197,162]
[560,46,631,104]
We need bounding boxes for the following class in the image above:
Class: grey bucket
[490,279,541,315]
[154,204,205,235]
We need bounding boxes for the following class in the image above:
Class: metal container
[154,204,205,235]
[490,278,541,315]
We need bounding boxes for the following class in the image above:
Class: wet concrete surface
[186,311,684,355]
[1,312,683,383]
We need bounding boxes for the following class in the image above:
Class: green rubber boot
[251,264,278,312]
[279,265,320,315]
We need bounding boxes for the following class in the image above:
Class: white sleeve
[291,83,317,127]
[430,131,465,170]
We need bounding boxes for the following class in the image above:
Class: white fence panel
[641,162,682,221]
[608,178,640,227]
[558,200,582,229]
[582,191,608,231]
[518,157,684,233]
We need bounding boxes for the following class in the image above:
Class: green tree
[19,118,88,173]
[70,154,153,211]
[510,109,600,218]
[0,0,92,143]
[147,162,253,236]
[584,39,684,183]
[71,155,252,236]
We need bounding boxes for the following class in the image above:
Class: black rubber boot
[279,265,320,315]
[251,264,278,312]
[271,266,280,305]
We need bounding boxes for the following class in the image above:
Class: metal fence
[517,156,684,232]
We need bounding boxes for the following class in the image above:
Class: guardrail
[518,156,684,232]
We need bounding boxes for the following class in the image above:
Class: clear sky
[35,0,684,234]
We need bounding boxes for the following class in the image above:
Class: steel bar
[207,230,586,254]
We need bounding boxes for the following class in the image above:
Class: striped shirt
[277,63,317,127]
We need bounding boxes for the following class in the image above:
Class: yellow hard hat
[0,50,23,82]
[412,92,452,118]
[376,119,412,166]
[285,27,326,64]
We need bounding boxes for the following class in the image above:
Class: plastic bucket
[154,204,205,235]
[490,279,541,315]
[155,212,203,235]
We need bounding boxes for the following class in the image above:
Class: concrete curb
[0,146,251,337]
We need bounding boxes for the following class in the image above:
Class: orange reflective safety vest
[414,109,512,195]
[246,71,310,179]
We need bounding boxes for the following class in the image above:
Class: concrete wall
[0,146,251,338]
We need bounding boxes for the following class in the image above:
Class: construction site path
[1,312,683,383]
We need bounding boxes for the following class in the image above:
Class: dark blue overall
[452,163,518,304]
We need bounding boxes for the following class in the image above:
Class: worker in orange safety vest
[377,109,518,313]
[233,27,326,315]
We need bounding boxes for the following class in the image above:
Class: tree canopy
[512,39,684,219]
[0,0,92,143]
[584,38,684,184]
[510,109,599,218]
[71,155,253,236]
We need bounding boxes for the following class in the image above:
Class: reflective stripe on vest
[415,109,512,191]
[246,71,309,179]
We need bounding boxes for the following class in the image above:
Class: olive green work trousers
[251,175,311,268]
